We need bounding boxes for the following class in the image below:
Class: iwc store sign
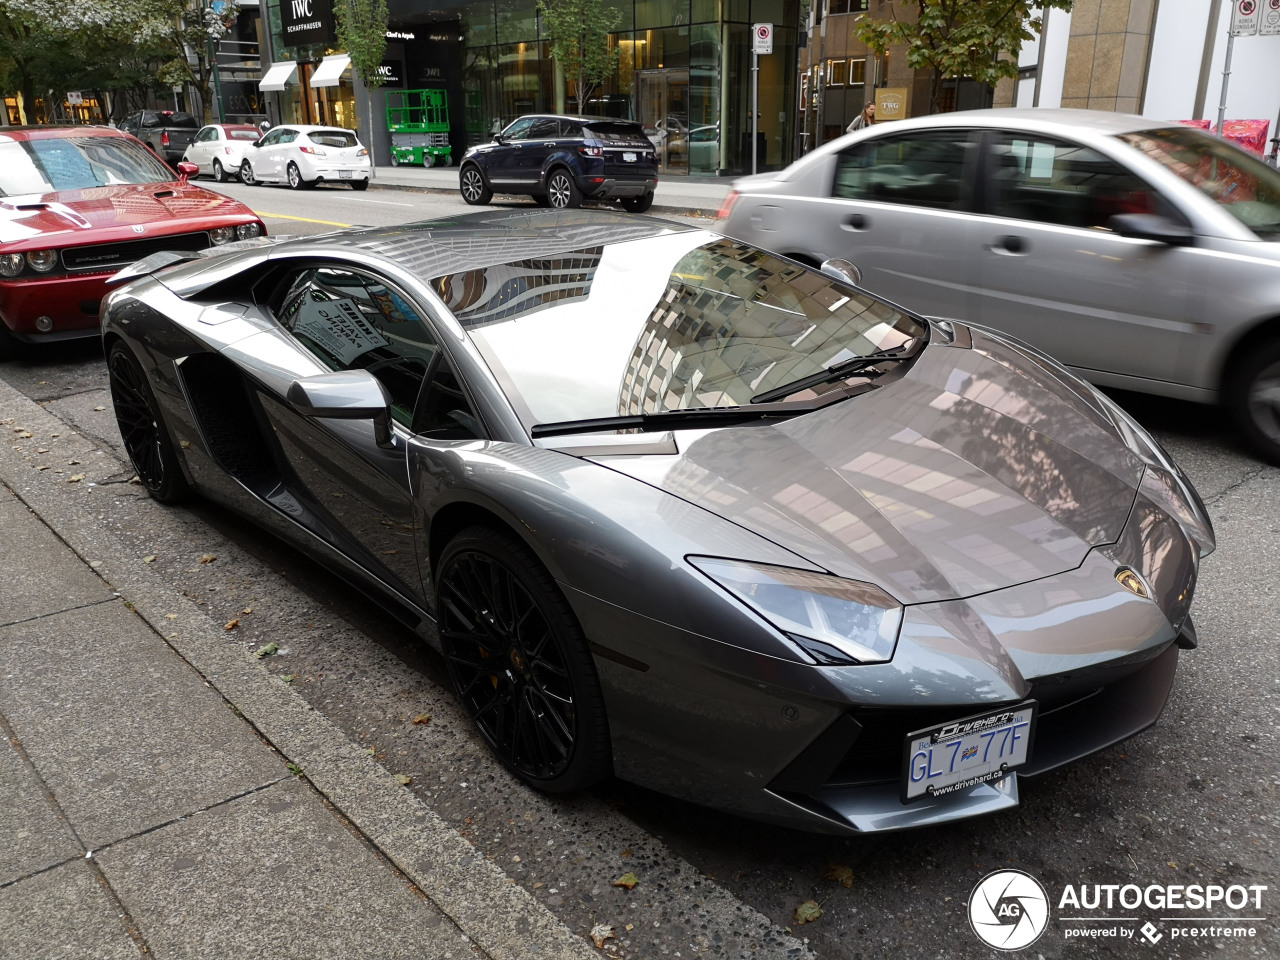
[965,870,1269,950]
[282,0,335,47]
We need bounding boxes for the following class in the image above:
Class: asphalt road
[2,187,1276,958]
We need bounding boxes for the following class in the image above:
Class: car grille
[61,233,211,273]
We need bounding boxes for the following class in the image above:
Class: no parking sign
[753,22,773,54]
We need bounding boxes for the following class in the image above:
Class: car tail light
[299,144,326,155]
[25,249,58,273]
[356,147,369,157]
[209,226,236,244]
[579,146,603,157]
[162,131,170,146]
[0,253,23,277]
[717,189,741,220]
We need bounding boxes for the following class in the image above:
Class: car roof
[890,107,1177,136]
[513,114,640,125]
[278,209,697,283]
[0,125,130,142]
[275,124,359,134]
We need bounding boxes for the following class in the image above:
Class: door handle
[989,234,1028,255]
[542,142,556,147]
[841,213,869,231]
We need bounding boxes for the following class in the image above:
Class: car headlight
[0,253,24,277]
[236,222,262,240]
[25,249,58,273]
[688,557,903,665]
[209,226,236,244]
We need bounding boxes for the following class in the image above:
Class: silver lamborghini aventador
[102,209,1214,834]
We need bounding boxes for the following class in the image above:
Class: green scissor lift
[387,88,452,167]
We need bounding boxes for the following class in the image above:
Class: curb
[365,178,722,219]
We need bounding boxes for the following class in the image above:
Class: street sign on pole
[1231,0,1259,35]
[753,22,773,55]
[1260,0,1280,35]
[66,91,83,106]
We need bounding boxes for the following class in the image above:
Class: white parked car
[181,123,262,183]
[240,125,371,190]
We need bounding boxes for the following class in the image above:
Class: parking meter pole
[751,55,758,175]
[1217,28,1235,133]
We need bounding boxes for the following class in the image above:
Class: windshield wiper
[530,392,853,439]
[750,340,920,405]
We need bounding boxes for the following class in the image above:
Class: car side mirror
[494,134,505,144]
[287,370,394,447]
[176,161,199,183]
[820,258,863,286]
[1107,213,1195,246]
[252,139,263,148]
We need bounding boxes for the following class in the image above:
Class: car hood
[591,328,1145,605]
[0,183,251,242]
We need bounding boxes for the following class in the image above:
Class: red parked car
[0,126,266,359]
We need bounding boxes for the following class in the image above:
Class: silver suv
[719,108,1280,462]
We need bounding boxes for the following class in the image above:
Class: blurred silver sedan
[719,108,1280,462]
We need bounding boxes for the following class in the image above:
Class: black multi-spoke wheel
[107,342,189,503]
[546,169,581,209]
[1229,338,1280,465]
[436,527,610,791]
[459,164,492,205]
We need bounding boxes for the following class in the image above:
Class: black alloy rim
[108,350,166,489]
[438,550,576,780]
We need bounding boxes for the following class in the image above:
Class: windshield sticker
[295,297,388,365]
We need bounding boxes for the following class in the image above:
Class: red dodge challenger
[0,125,265,359]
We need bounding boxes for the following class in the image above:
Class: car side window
[273,266,444,429]
[260,129,284,147]
[279,129,300,144]
[560,120,583,138]
[196,127,215,142]
[833,131,972,210]
[503,118,534,140]
[987,134,1160,230]
[413,356,485,441]
[527,118,559,139]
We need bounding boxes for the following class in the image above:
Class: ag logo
[968,869,1049,950]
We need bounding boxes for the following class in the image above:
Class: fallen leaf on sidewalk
[36,447,47,453]
[242,606,253,614]
[589,924,616,949]
[15,430,32,438]
[612,872,640,890]
[200,554,217,564]
[396,774,412,785]
[412,713,432,725]
[67,474,86,483]
[281,674,296,683]
[824,864,855,888]
[224,619,240,631]
[794,900,823,924]
[165,613,177,619]
[254,642,278,658]
[93,406,105,412]
[143,555,156,563]
[68,459,81,465]
[36,465,48,471]
[621,848,632,857]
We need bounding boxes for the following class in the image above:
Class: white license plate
[623,152,637,162]
[340,169,353,179]
[902,702,1036,802]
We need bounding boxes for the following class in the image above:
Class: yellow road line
[254,211,353,227]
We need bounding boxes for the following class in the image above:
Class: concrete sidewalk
[0,377,598,959]
[366,164,735,218]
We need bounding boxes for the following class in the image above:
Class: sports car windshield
[444,232,925,428]
[1119,127,1280,238]
[0,136,177,196]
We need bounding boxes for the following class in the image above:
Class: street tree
[537,0,621,114]
[856,0,1073,114]
[334,0,389,177]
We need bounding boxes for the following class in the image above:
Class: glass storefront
[262,0,797,175]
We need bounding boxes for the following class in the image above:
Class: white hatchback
[240,125,371,190]
[181,124,262,183]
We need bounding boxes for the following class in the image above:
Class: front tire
[0,320,27,362]
[1228,338,1280,464]
[287,162,307,190]
[436,527,611,792]
[546,169,581,209]
[107,342,190,504]
[240,161,257,185]
[460,164,492,205]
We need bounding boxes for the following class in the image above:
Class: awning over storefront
[310,55,351,89]
[259,61,298,92]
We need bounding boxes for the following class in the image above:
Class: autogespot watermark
[966,873,1268,949]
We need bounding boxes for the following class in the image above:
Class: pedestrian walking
[846,101,875,133]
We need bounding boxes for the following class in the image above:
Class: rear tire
[107,342,190,503]
[423,153,435,168]
[212,159,229,183]
[546,169,581,209]
[390,152,400,166]
[436,526,611,793]
[460,164,492,205]
[1228,338,1280,464]
[351,179,369,191]
[620,192,654,214]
